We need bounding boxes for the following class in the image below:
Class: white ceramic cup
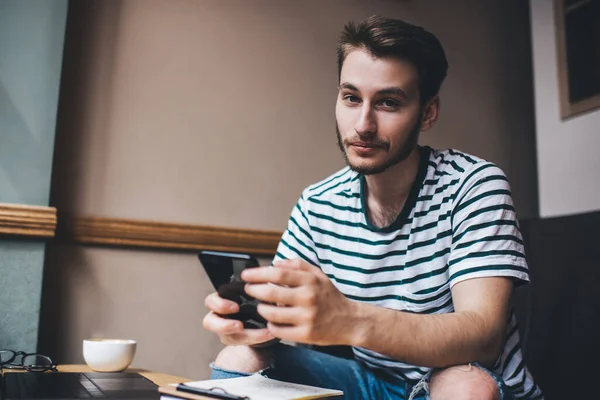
[82,339,137,372]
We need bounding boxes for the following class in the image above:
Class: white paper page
[171,374,343,400]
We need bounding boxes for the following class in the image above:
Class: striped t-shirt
[274,146,543,399]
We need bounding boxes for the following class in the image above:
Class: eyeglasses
[0,349,58,372]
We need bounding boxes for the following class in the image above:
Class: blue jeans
[210,344,515,400]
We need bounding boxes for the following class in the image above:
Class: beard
[336,114,422,176]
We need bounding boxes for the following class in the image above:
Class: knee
[214,345,271,374]
[429,364,500,400]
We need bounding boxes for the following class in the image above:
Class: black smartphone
[198,250,267,329]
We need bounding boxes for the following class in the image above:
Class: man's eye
[380,99,399,108]
[343,94,360,104]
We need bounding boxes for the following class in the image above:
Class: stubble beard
[336,115,422,176]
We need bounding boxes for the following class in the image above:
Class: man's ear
[420,95,440,132]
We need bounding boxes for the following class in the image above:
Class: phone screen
[198,251,267,329]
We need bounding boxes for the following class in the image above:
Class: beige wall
[41,0,537,380]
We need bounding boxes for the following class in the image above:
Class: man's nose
[354,105,376,135]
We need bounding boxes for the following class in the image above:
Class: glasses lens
[0,350,16,365]
[22,354,53,371]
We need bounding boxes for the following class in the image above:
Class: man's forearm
[344,301,504,369]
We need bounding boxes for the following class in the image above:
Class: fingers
[265,323,306,344]
[203,311,244,334]
[257,304,307,325]
[242,265,318,287]
[245,283,317,306]
[203,311,275,346]
[274,258,321,273]
[205,292,239,315]
[273,258,307,268]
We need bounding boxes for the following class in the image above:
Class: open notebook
[159,374,343,400]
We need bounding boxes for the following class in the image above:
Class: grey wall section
[0,0,67,205]
[0,0,67,351]
[0,241,46,352]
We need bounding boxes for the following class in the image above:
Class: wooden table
[3,364,340,399]
[54,364,193,387]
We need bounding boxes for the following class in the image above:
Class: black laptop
[1,372,159,400]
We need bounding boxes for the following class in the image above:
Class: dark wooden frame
[554,0,600,119]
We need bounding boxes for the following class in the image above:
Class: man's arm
[243,260,512,369]
[350,276,512,368]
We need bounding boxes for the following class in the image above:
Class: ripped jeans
[210,344,515,400]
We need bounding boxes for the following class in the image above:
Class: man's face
[335,49,423,175]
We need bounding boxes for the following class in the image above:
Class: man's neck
[363,147,421,228]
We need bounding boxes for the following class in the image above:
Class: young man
[203,16,543,400]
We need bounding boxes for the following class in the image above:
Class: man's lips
[348,142,384,156]
[348,141,382,148]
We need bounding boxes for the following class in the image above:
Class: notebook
[158,374,343,400]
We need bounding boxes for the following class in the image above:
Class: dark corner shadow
[38,243,92,363]
[49,0,122,212]
[517,211,600,399]
[40,0,123,361]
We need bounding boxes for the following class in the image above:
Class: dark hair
[337,15,448,104]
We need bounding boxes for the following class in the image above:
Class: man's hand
[202,292,275,346]
[242,258,356,346]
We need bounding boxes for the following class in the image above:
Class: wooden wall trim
[58,216,282,256]
[0,203,57,238]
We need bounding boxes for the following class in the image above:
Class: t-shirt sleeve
[448,162,530,288]
[272,191,320,267]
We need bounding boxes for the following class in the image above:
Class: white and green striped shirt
[274,146,543,399]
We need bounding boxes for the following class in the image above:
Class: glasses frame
[0,349,58,372]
